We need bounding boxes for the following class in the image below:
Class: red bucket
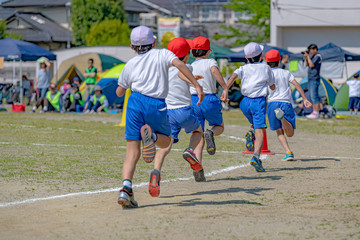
[12,104,26,112]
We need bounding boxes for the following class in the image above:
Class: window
[127,13,138,24]
[201,5,222,22]
[234,11,251,21]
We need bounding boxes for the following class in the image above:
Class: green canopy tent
[188,42,234,64]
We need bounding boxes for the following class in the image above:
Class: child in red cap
[116,26,204,208]
[189,36,229,181]
[154,37,205,181]
[265,49,312,161]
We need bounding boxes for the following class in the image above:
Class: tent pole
[20,60,23,104]
[344,58,349,80]
[12,59,15,86]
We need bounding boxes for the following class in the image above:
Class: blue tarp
[95,78,124,106]
[224,44,293,62]
[289,42,360,62]
[0,38,56,61]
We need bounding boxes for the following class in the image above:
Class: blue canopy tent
[221,44,293,62]
[292,76,338,106]
[0,38,57,103]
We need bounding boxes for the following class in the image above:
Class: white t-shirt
[267,68,295,103]
[346,80,360,97]
[190,58,219,95]
[118,49,177,99]
[234,63,275,98]
[166,64,193,109]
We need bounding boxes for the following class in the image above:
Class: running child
[116,26,204,208]
[227,42,275,172]
[339,73,360,115]
[155,37,205,182]
[265,49,312,161]
[190,36,229,180]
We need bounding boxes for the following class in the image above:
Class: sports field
[1,111,360,240]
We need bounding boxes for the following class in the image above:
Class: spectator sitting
[73,77,81,87]
[84,85,108,113]
[43,84,62,112]
[22,75,34,105]
[0,83,8,104]
[63,83,84,112]
[7,82,20,104]
[60,79,71,96]
[228,78,243,108]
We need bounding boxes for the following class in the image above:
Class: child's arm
[211,66,229,102]
[291,79,312,109]
[227,73,238,89]
[172,59,204,105]
[338,81,347,85]
[177,72,203,85]
[116,86,127,97]
[269,84,275,90]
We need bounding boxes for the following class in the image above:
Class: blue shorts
[191,94,223,130]
[168,106,200,143]
[267,102,296,131]
[125,92,171,141]
[349,97,360,110]
[308,80,321,104]
[240,96,267,129]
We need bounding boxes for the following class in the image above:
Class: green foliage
[0,20,22,40]
[213,0,270,46]
[70,0,126,46]
[85,19,130,46]
[160,32,176,48]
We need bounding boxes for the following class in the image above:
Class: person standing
[83,58,97,101]
[33,57,51,112]
[303,44,322,119]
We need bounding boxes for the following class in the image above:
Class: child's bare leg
[122,140,141,181]
[155,133,171,148]
[350,109,353,115]
[355,109,358,115]
[254,128,265,154]
[281,118,294,137]
[194,136,204,163]
[276,129,291,153]
[154,138,173,171]
[211,123,224,136]
[189,126,203,150]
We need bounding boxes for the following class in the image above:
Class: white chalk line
[0,157,266,208]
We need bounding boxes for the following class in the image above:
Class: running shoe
[274,108,284,120]
[148,169,161,197]
[193,169,206,182]
[118,189,138,208]
[204,129,216,155]
[250,156,266,172]
[141,124,156,163]
[306,112,320,119]
[283,152,294,161]
[183,148,203,171]
[245,129,255,151]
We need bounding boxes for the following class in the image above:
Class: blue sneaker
[283,152,294,161]
[245,130,255,151]
[250,156,266,172]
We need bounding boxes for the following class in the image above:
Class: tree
[213,0,270,46]
[161,32,176,48]
[85,19,130,46]
[0,20,22,40]
[70,0,127,46]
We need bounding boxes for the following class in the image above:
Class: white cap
[244,42,264,58]
[130,26,157,46]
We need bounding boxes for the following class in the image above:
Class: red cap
[186,39,194,49]
[193,36,212,51]
[266,49,281,62]
[167,37,190,58]
[49,84,57,89]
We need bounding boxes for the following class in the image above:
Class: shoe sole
[148,171,160,197]
[283,156,294,161]
[118,198,138,208]
[183,151,203,171]
[245,131,255,151]
[250,160,265,172]
[204,131,216,155]
[193,170,206,182]
[275,108,284,120]
[141,125,156,163]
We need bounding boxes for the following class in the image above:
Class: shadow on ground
[207,175,283,183]
[296,158,340,162]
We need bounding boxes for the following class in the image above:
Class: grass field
[1,110,360,239]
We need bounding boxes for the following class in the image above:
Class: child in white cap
[227,42,275,172]
[116,26,204,208]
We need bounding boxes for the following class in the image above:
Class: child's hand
[304,99,312,109]
[194,75,203,80]
[220,89,229,102]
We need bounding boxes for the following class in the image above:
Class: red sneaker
[148,169,161,197]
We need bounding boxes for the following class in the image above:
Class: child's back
[190,59,218,94]
[346,79,360,97]
[267,68,294,103]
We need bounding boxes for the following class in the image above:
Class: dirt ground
[1,124,360,240]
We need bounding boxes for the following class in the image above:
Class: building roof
[6,12,72,42]
[124,0,150,12]
[0,6,14,19]
[1,0,69,7]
